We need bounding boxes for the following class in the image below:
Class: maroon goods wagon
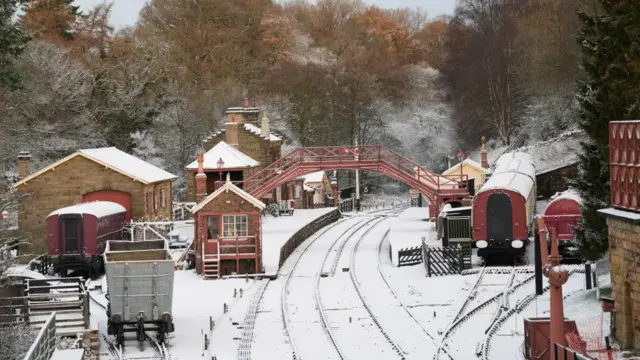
[543,190,581,260]
[472,152,536,261]
[47,201,127,277]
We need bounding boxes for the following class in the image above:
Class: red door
[83,190,132,220]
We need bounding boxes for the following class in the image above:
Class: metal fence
[422,242,472,277]
[22,312,57,360]
[397,246,422,266]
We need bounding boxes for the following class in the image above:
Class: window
[207,216,219,239]
[161,189,166,208]
[154,192,158,210]
[222,215,248,238]
[146,193,153,215]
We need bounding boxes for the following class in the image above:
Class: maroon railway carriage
[543,190,581,259]
[472,152,536,260]
[47,201,126,276]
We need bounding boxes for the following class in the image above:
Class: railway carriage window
[222,215,248,238]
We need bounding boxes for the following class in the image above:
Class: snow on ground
[389,207,435,266]
[92,271,260,360]
[261,208,335,274]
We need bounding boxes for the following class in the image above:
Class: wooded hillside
[0,0,590,193]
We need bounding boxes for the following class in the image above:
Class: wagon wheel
[116,325,125,346]
[157,323,166,344]
[136,316,145,342]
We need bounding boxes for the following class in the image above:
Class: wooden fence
[0,278,90,337]
[422,242,472,277]
[278,209,341,268]
[22,312,56,360]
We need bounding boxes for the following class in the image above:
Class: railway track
[237,279,270,360]
[434,268,536,360]
[281,216,363,360]
[481,267,585,360]
[88,291,171,360]
[280,207,404,360]
[347,217,406,358]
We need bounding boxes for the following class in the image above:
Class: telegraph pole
[355,136,361,212]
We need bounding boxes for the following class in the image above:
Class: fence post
[426,248,431,277]
[442,218,449,247]
[534,228,543,295]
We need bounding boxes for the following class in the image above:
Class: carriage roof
[47,201,126,219]
[477,152,536,198]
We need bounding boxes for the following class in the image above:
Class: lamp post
[217,157,224,188]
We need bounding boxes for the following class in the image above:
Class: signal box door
[486,193,512,240]
[60,215,83,254]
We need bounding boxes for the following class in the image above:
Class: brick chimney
[481,136,488,168]
[195,152,207,202]
[17,151,31,180]
[261,112,270,138]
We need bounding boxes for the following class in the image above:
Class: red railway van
[47,201,127,276]
[543,190,581,259]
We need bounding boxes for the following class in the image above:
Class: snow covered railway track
[481,268,585,360]
[89,291,170,360]
[347,217,408,359]
[237,279,270,360]
[281,216,364,360]
[435,268,535,360]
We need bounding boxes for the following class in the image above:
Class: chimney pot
[17,151,31,180]
[261,113,270,139]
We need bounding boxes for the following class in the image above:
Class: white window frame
[222,215,248,238]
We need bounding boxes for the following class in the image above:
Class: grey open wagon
[104,240,175,344]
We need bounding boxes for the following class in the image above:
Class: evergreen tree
[0,0,30,89]
[572,1,640,260]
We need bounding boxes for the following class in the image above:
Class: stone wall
[17,156,172,256]
[606,216,640,350]
[144,181,173,221]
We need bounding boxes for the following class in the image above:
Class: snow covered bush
[0,323,38,360]
[266,204,280,217]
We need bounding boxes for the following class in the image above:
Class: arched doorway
[486,193,512,240]
[83,190,132,220]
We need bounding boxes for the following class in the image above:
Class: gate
[397,246,422,266]
[441,216,471,246]
[423,242,472,277]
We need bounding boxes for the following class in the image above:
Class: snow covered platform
[262,208,336,274]
[389,207,435,266]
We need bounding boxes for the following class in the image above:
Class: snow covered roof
[477,152,536,198]
[297,171,325,183]
[243,123,282,142]
[413,167,460,189]
[550,189,581,203]
[442,158,489,175]
[14,147,178,187]
[303,184,316,192]
[191,178,265,213]
[47,201,126,218]
[186,141,259,170]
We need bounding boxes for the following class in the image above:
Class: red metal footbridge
[243,145,470,219]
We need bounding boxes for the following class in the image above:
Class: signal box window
[222,215,248,238]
